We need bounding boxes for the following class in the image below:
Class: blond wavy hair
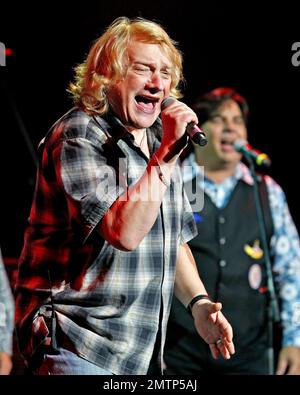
[68,17,184,115]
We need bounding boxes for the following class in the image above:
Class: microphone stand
[0,73,38,168]
[244,154,280,375]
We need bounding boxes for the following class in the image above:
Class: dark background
[0,1,299,260]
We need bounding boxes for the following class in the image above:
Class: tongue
[221,142,234,152]
[137,101,154,113]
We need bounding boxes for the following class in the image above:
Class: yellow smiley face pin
[244,239,264,260]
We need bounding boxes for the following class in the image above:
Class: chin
[133,116,158,129]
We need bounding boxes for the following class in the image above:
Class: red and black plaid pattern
[15,108,197,374]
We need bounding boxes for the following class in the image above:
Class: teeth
[135,95,158,104]
[221,141,233,145]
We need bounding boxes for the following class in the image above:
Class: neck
[129,126,143,138]
[131,129,149,158]
[204,167,236,184]
[194,150,237,184]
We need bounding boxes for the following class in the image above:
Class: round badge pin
[248,264,262,290]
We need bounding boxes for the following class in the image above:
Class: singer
[14,18,234,375]
[164,87,300,375]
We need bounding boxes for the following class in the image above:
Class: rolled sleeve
[57,137,126,242]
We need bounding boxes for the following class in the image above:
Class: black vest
[167,177,274,352]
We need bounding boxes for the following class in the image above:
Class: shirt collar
[94,112,162,154]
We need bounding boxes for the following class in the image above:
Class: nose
[146,72,165,93]
[223,119,236,132]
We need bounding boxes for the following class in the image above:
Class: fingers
[193,300,235,360]
[162,98,197,120]
[218,342,231,360]
[286,365,299,375]
[215,310,234,343]
[209,343,220,360]
[209,338,234,360]
[161,99,198,134]
[276,347,300,375]
[220,336,235,356]
[276,358,288,375]
[211,309,235,359]
[276,358,300,375]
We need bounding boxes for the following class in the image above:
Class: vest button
[219,216,226,224]
[219,259,227,267]
[219,237,226,245]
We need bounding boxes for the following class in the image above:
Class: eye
[160,70,171,79]
[234,117,245,125]
[133,65,150,74]
[137,67,149,71]
[210,116,223,124]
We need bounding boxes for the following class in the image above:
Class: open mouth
[135,95,159,114]
[220,138,235,151]
[221,138,233,146]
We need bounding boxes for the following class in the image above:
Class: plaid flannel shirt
[15,108,197,375]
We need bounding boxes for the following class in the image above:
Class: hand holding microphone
[161,97,207,146]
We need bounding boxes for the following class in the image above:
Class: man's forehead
[127,41,172,66]
[212,100,243,116]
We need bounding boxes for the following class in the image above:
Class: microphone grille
[161,97,175,110]
[233,139,248,152]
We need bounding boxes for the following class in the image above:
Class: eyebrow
[132,60,172,69]
[210,113,244,119]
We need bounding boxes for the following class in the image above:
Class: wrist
[150,152,173,187]
[160,134,189,160]
[187,294,211,316]
[154,146,180,166]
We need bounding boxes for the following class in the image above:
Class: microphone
[161,97,207,146]
[233,139,271,167]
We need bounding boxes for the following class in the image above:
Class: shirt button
[219,216,226,224]
[219,237,226,245]
[219,260,227,267]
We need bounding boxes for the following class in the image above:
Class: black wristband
[187,294,210,315]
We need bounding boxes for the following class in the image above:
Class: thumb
[206,301,222,314]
